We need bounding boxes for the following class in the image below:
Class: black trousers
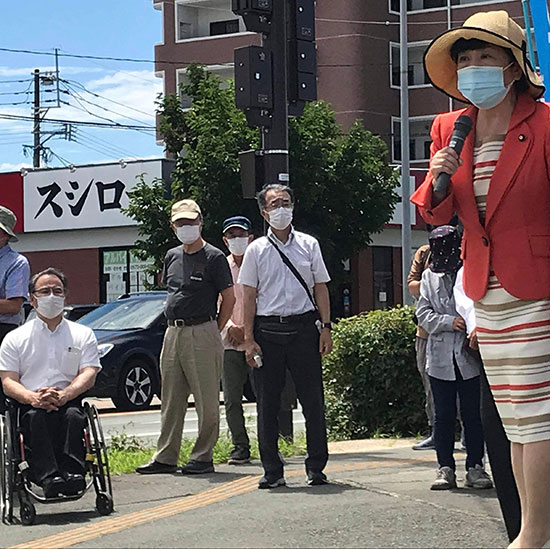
[19,400,87,485]
[429,368,484,471]
[480,367,521,542]
[252,318,328,479]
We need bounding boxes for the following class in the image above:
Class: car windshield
[78,295,166,330]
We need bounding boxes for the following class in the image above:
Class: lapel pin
[518,134,526,141]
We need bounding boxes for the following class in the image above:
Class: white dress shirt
[453,267,476,335]
[0,317,101,392]
[238,228,330,317]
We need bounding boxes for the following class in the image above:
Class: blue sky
[0,0,164,172]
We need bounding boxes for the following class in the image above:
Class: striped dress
[473,135,550,444]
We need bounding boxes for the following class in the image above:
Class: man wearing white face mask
[137,199,235,476]
[0,268,101,498]
[239,184,333,489]
[220,216,254,464]
[0,206,30,349]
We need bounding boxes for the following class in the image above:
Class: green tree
[126,64,399,299]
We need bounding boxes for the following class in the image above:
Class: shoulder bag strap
[267,236,318,311]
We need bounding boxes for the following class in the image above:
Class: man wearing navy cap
[220,216,254,464]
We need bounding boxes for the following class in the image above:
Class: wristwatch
[322,322,333,331]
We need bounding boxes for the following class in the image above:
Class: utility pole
[261,0,289,185]
[233,0,316,196]
[33,69,41,168]
[400,0,412,305]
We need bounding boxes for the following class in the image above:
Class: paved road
[87,398,306,445]
[1,440,508,548]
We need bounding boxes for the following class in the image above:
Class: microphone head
[454,115,473,136]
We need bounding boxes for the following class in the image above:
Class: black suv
[79,292,167,411]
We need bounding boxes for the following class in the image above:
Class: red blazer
[411,93,550,301]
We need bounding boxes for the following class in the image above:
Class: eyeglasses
[33,287,65,297]
[265,199,293,212]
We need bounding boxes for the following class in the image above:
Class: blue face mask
[457,64,514,110]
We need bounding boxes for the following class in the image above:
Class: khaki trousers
[154,321,223,465]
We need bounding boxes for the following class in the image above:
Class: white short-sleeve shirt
[238,228,330,317]
[0,317,101,392]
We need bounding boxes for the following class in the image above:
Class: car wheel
[112,359,155,411]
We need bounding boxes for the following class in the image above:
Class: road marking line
[10,455,436,549]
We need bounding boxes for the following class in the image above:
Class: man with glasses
[0,268,101,498]
[0,206,30,346]
[239,184,333,489]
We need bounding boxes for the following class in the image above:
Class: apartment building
[152,0,526,313]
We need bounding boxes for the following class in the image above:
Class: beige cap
[424,10,544,103]
[171,199,201,222]
[0,206,18,242]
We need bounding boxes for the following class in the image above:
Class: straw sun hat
[424,10,545,103]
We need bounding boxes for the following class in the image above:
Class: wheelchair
[0,399,114,525]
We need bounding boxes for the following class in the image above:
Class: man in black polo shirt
[137,199,235,475]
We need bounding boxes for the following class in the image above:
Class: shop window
[100,249,154,303]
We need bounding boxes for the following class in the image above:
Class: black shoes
[258,476,286,489]
[228,446,251,465]
[42,475,65,498]
[61,473,86,495]
[180,460,215,474]
[135,460,178,475]
[307,471,329,486]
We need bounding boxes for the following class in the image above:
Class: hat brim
[424,26,545,103]
[0,223,17,242]
[223,223,250,233]
[171,211,200,222]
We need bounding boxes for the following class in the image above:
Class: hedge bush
[323,305,426,439]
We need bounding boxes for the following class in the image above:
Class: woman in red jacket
[411,11,549,549]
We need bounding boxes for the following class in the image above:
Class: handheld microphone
[433,114,473,194]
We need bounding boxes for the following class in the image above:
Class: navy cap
[222,216,252,234]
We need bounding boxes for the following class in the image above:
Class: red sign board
[0,172,24,233]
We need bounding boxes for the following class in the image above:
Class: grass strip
[107,432,307,475]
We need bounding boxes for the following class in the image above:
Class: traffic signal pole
[261,0,289,185]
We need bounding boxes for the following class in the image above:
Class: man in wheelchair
[0,267,100,499]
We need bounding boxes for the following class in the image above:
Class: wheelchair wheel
[95,492,113,516]
[20,500,36,526]
[0,413,14,524]
[84,403,113,499]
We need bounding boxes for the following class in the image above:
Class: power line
[0,78,33,85]
[62,81,154,125]
[63,79,156,119]
[78,129,137,158]
[59,97,154,137]
[0,46,231,68]
[0,112,155,130]
[48,150,72,167]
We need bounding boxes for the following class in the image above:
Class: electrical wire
[62,81,154,125]
[71,136,126,160]
[0,113,155,130]
[0,78,33,85]
[62,79,155,119]
[75,130,138,159]
[78,129,138,158]
[59,99,153,136]
[48,150,72,167]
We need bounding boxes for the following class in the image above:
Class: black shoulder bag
[267,236,318,312]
